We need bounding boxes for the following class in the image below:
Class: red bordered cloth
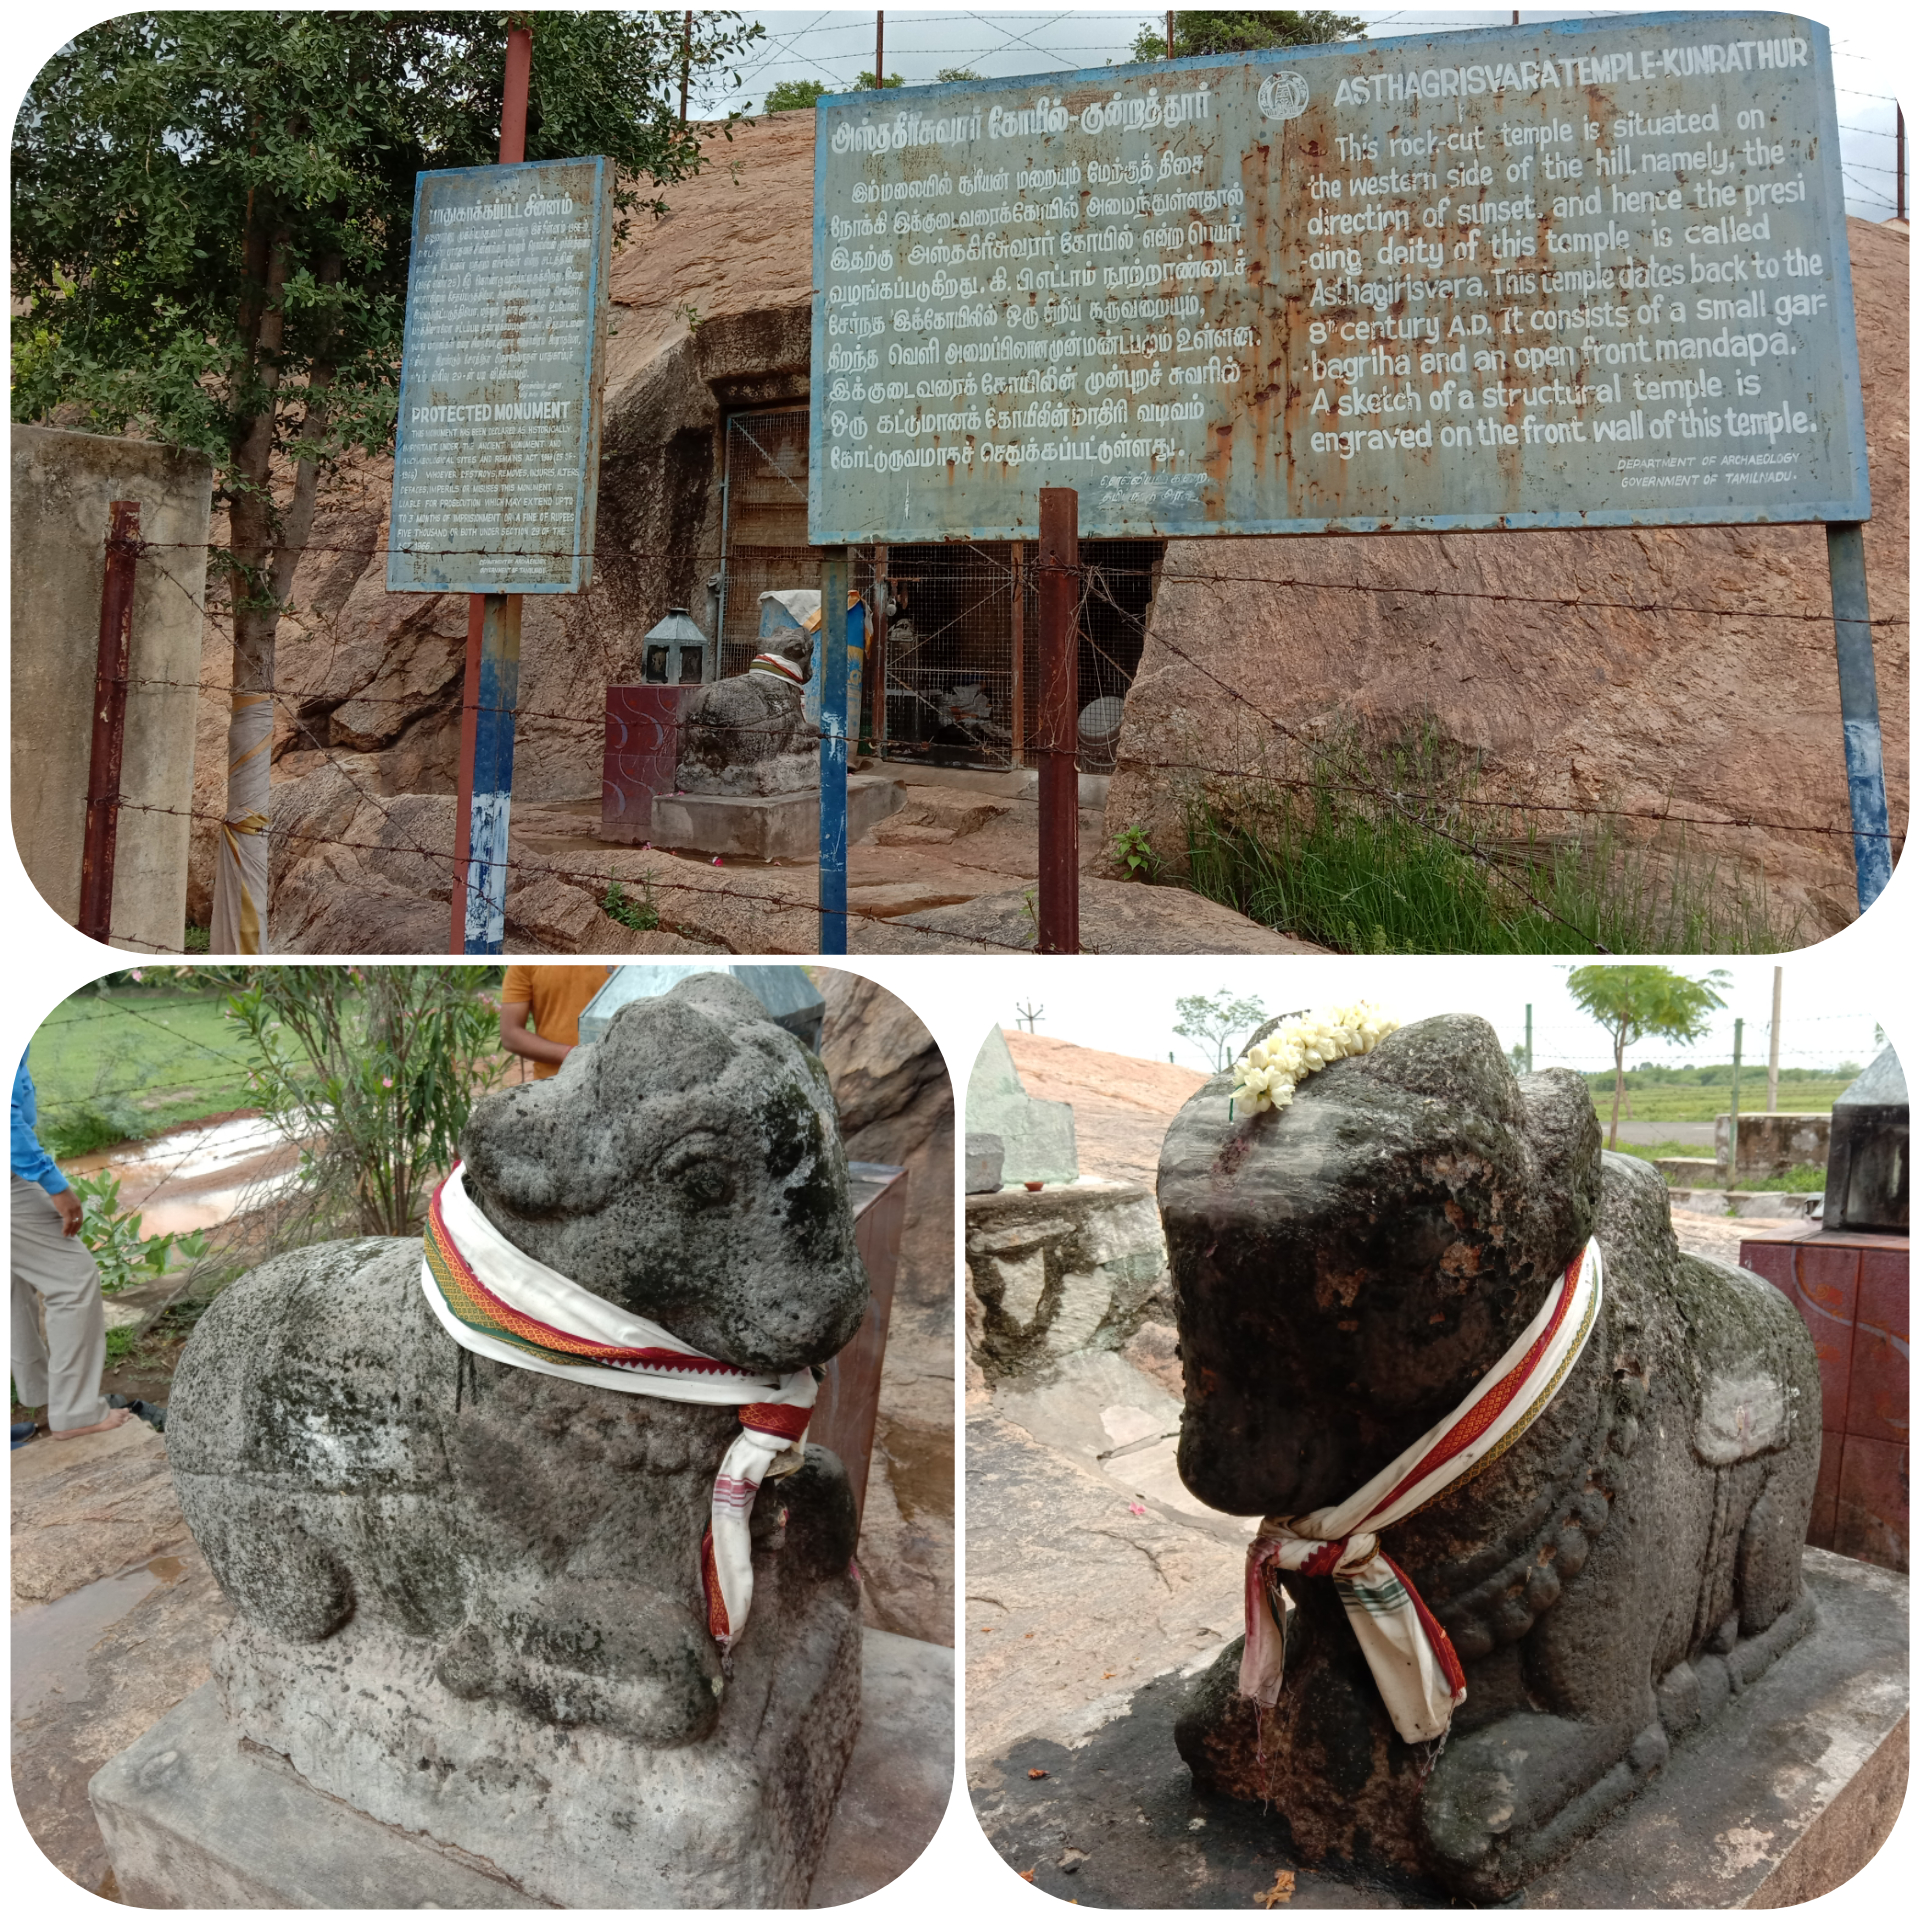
[421,1164,816,1651]
[749,650,807,686]
[1240,1239,1604,1743]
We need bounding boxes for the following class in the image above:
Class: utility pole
[680,11,692,125]
[450,16,533,954]
[1899,105,1907,223]
[1015,1000,1044,1033]
[1166,12,1175,58]
[1726,1018,1745,1193]
[1524,1003,1534,1073]
[79,501,142,944]
[1767,966,1783,1112]
[875,12,883,89]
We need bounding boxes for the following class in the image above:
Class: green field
[27,989,258,1157]
[1586,1079,1851,1123]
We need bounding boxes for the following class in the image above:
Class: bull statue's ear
[1516,1068,1604,1261]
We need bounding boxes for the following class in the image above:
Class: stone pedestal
[92,1629,951,1910]
[971,1547,1906,1908]
[650,773,903,862]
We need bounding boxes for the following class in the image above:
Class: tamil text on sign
[808,13,1867,541]
[389,156,612,593]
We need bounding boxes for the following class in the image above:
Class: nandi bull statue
[164,974,870,1907]
[676,628,818,797]
[1161,1010,1819,1899]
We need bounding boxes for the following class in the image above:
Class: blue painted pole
[463,591,521,954]
[819,549,849,954]
[1826,523,1892,914]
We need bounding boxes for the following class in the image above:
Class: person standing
[11,1054,130,1443]
[498,966,611,1079]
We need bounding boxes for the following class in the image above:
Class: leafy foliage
[1113,823,1163,881]
[1567,965,1731,1147]
[225,966,506,1239]
[763,77,829,112]
[40,1098,155,1161]
[855,71,907,90]
[1174,990,1269,1072]
[1130,10,1366,63]
[71,1169,210,1294]
[936,67,984,84]
[602,876,661,931]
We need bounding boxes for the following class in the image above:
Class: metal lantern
[639,606,712,686]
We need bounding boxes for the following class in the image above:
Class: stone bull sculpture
[1162,1014,1819,1898]
[676,628,817,797]
[167,974,870,1907]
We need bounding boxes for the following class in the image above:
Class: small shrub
[1113,824,1162,881]
[603,877,660,932]
[105,1325,139,1363]
[71,1169,209,1294]
[42,1098,153,1159]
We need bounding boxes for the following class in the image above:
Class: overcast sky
[931,947,1901,1077]
[698,6,1905,222]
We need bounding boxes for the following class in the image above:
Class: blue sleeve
[12,1055,67,1194]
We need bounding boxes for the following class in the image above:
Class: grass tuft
[1176,721,1799,956]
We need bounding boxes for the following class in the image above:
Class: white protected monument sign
[388,156,612,593]
[807,12,1868,542]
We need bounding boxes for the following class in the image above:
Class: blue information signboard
[808,12,1868,544]
[388,156,612,593]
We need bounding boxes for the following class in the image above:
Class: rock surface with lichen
[165,974,868,1907]
[1161,1013,1820,1899]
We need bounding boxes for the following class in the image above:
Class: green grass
[1607,1140,1716,1164]
[1588,1081,1851,1123]
[28,989,257,1159]
[1173,722,1799,956]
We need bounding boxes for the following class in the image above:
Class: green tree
[13,10,762,951]
[1131,10,1366,63]
[854,71,906,90]
[936,67,984,84]
[1567,965,1731,1149]
[763,77,829,112]
[1174,989,1269,1071]
[226,965,507,1239]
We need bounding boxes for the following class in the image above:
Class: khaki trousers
[11,1175,108,1433]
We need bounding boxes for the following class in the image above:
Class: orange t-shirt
[499,966,612,1078]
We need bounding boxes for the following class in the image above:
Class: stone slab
[970,1548,1906,1908]
[650,773,902,861]
[88,1628,952,1909]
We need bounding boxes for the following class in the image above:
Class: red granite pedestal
[1740,1225,1909,1573]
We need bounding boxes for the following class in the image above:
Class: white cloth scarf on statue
[420,1165,816,1651]
[1240,1238,1604,1744]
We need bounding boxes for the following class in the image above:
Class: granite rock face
[1161,1014,1821,1899]
[676,631,818,797]
[165,974,869,1907]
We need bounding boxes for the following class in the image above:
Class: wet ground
[67,1112,302,1240]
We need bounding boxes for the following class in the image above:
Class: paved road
[1611,1120,1716,1146]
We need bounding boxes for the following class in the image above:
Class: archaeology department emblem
[1258,71,1309,122]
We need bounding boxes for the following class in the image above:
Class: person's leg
[9,1177,122,1435]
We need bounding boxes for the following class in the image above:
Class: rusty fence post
[79,500,142,944]
[1036,487,1080,954]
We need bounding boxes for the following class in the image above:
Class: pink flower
[130,968,144,981]
[381,1077,393,1089]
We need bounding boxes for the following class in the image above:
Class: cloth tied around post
[421,1164,816,1651]
[1241,1239,1604,1744]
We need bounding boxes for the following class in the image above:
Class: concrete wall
[1716,1111,1832,1178]
[12,427,213,951]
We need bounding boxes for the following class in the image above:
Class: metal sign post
[1825,524,1891,912]
[1036,488,1080,953]
[819,549,851,952]
[388,25,612,954]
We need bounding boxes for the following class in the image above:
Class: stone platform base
[971,1548,1905,1907]
[91,1629,951,1910]
[651,775,903,862]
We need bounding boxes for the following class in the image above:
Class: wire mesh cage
[718,408,813,679]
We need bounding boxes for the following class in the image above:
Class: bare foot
[49,1409,135,1439]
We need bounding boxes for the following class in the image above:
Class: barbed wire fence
[78,522,1909,957]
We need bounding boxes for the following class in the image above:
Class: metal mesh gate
[718,409,813,679]
[718,408,1162,771]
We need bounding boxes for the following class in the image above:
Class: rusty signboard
[388,156,612,593]
[807,12,1867,542]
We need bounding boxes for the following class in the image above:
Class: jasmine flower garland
[1230,1003,1400,1117]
